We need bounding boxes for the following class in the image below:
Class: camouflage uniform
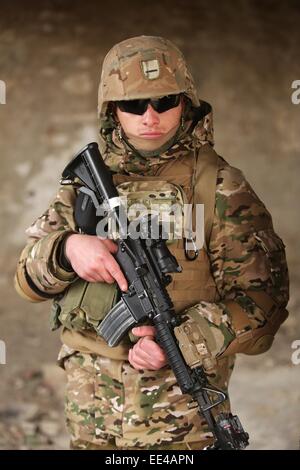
[15,36,289,450]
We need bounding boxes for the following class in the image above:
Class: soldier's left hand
[128,326,168,370]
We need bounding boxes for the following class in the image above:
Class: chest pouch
[50,277,120,333]
[112,179,187,244]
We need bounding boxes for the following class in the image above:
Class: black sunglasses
[116,94,181,115]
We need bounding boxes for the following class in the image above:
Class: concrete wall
[0,0,299,449]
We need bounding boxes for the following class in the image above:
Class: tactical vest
[113,143,220,313]
[55,143,221,360]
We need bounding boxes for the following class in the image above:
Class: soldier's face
[116,99,183,151]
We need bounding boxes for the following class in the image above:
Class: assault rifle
[62,142,249,450]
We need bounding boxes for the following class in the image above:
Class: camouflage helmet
[98,35,200,128]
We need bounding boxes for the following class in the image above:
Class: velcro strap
[224,300,253,343]
[246,290,288,329]
[14,265,48,302]
[246,290,278,321]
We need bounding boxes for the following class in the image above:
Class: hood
[102,99,214,175]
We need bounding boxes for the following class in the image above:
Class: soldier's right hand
[65,234,128,291]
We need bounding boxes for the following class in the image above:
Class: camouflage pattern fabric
[14,34,289,450]
[70,440,212,450]
[113,179,186,242]
[15,185,78,298]
[63,349,232,449]
[98,35,200,127]
[15,151,289,448]
[103,108,214,175]
[104,129,197,175]
[182,163,289,360]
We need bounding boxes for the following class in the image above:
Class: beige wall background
[0,0,299,449]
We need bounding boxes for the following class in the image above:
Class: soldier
[15,36,289,450]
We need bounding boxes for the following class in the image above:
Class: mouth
[140,132,163,138]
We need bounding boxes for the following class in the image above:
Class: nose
[141,104,160,126]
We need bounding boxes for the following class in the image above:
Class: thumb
[132,326,156,338]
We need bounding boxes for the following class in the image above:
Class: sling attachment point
[184,236,199,261]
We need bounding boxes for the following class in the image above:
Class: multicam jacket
[14,34,290,448]
[14,108,289,448]
[15,141,289,354]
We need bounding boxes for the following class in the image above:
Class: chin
[140,143,161,151]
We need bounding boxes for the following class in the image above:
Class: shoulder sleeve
[14,184,78,302]
[179,162,289,363]
[210,163,289,307]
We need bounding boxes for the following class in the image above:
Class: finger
[84,270,106,283]
[88,257,116,284]
[100,238,118,254]
[131,343,154,365]
[105,256,128,291]
[132,339,166,369]
[131,326,156,337]
[138,337,167,362]
[77,271,103,283]
[96,270,115,284]
[130,351,165,371]
[132,339,154,363]
[131,352,163,371]
[128,349,147,370]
